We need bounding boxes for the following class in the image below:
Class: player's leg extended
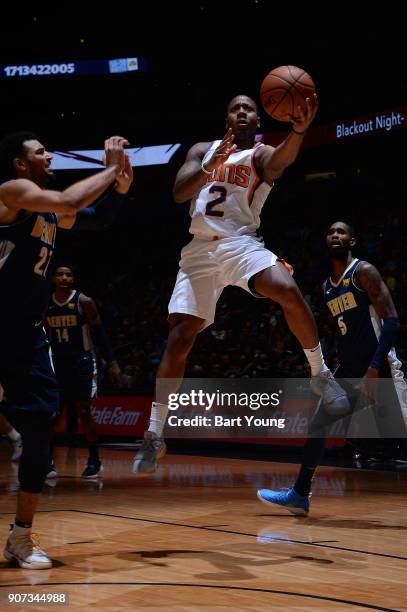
[133,313,204,473]
[254,263,349,412]
[157,313,204,379]
[257,397,351,514]
[255,262,319,350]
[258,371,355,514]
[258,401,328,514]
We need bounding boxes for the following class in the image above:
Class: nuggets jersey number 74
[189,142,272,239]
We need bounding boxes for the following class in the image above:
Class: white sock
[12,524,31,537]
[303,343,329,377]
[8,428,20,442]
[148,402,169,437]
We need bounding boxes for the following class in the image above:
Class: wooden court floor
[1,444,407,611]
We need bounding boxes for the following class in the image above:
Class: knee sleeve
[19,446,50,493]
[14,411,52,494]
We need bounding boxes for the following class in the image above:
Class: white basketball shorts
[168,235,278,331]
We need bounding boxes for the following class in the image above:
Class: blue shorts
[0,325,59,414]
[54,352,97,402]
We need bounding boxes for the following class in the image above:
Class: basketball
[260,65,316,122]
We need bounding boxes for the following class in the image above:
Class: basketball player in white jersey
[133,94,350,472]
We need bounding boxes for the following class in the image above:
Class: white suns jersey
[189,141,272,239]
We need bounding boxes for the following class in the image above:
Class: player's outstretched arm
[0,173,111,216]
[255,95,318,184]
[0,136,127,216]
[58,154,133,230]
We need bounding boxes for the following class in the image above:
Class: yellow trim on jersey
[329,258,358,287]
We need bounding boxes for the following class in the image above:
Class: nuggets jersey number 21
[189,142,272,239]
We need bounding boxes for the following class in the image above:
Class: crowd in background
[77,170,407,394]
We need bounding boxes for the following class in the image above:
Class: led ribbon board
[0,57,147,78]
[51,144,181,170]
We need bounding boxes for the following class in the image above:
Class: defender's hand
[104,136,129,172]
[115,155,133,194]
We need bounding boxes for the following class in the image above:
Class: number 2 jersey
[323,258,399,377]
[0,211,56,332]
[189,141,272,239]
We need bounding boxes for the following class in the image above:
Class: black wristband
[370,317,400,369]
[291,127,307,135]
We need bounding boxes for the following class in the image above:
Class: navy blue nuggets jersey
[0,211,59,412]
[0,211,57,326]
[47,291,97,400]
[324,259,389,377]
[47,290,94,359]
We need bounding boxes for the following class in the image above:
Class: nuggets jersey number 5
[189,141,272,239]
[324,258,384,375]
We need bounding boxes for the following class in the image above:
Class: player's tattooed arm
[80,294,103,326]
[356,262,397,319]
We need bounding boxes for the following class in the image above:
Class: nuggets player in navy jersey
[47,265,120,478]
[258,221,407,514]
[134,95,350,473]
[0,131,131,569]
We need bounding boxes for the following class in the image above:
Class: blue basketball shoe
[257,487,311,516]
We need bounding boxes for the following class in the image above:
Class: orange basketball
[260,65,316,122]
